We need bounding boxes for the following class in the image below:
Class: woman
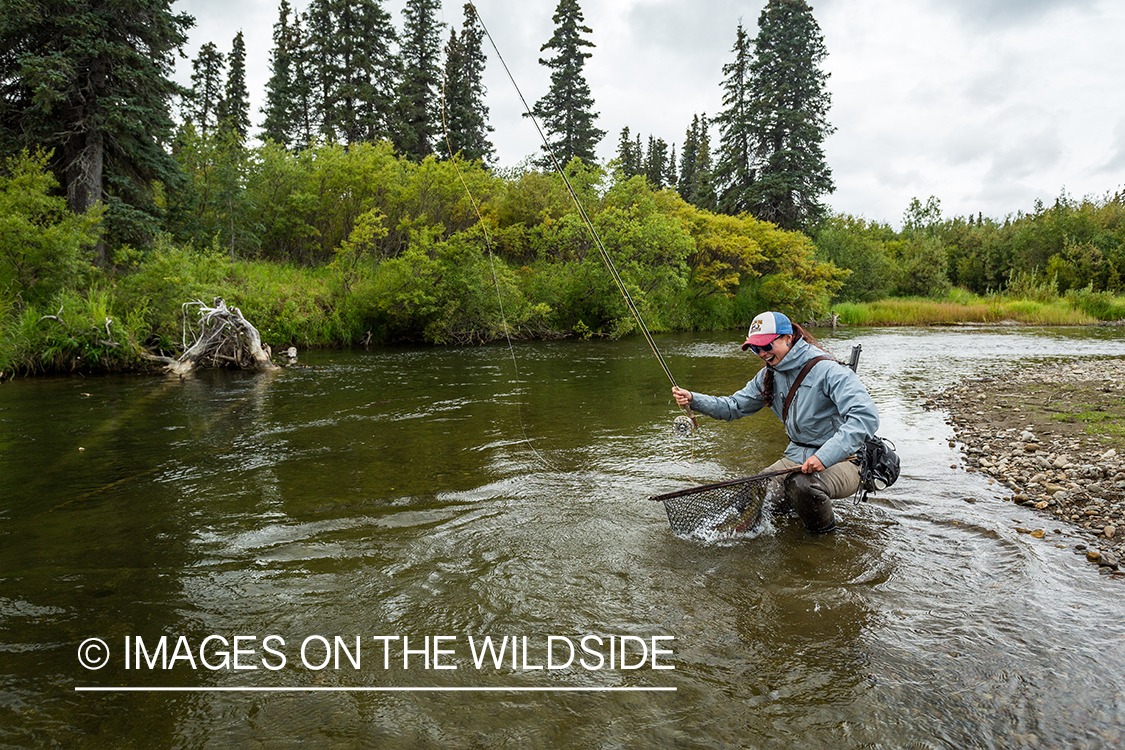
[671,311,879,533]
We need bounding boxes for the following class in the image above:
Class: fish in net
[649,466,802,540]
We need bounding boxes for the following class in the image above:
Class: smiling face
[750,334,795,367]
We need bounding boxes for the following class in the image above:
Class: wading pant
[764,457,861,534]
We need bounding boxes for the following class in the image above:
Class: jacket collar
[769,338,818,374]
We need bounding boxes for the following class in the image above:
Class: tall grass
[832,293,1104,326]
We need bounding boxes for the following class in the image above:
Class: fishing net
[649,467,800,540]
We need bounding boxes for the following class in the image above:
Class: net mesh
[651,478,770,540]
[649,466,799,541]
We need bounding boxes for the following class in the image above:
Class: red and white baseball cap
[741,311,793,350]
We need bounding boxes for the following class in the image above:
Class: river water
[2,327,1124,749]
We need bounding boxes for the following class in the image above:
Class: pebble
[930,358,1125,580]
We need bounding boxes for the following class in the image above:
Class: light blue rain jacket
[688,338,879,469]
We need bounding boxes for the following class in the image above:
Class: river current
[1,326,1124,749]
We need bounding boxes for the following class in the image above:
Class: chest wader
[785,473,836,534]
[780,355,839,534]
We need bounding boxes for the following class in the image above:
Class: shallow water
[2,327,1125,749]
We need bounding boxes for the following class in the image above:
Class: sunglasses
[748,337,781,354]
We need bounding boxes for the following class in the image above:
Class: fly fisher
[672,311,880,534]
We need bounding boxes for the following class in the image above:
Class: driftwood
[143,298,278,377]
[806,312,840,330]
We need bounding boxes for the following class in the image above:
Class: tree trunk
[64,127,106,267]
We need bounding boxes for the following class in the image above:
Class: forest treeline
[4,140,1124,375]
[0,143,841,373]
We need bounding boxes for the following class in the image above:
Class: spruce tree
[289,13,317,149]
[351,0,399,144]
[615,127,641,178]
[261,0,300,147]
[189,42,226,135]
[744,0,834,230]
[528,0,605,167]
[713,22,754,215]
[677,115,700,200]
[219,31,250,140]
[304,0,339,141]
[331,0,399,146]
[441,4,494,164]
[396,0,444,160]
[0,0,192,259]
[643,136,669,189]
[678,114,716,210]
[690,115,717,211]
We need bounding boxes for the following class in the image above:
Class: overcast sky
[172,0,1125,227]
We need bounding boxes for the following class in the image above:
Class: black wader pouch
[854,436,900,502]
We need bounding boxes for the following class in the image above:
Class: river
[1,327,1124,749]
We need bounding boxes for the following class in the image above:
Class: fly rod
[466,3,696,430]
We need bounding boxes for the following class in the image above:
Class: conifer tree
[744,0,834,230]
[529,0,605,167]
[0,0,192,259]
[189,42,226,135]
[261,0,300,147]
[690,114,716,211]
[219,31,250,140]
[304,0,339,141]
[678,114,716,210]
[351,0,399,144]
[300,0,398,146]
[677,115,700,199]
[713,22,754,215]
[288,13,317,149]
[614,127,640,177]
[644,136,669,189]
[397,0,444,159]
[441,4,494,164]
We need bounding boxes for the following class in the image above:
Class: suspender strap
[782,356,834,423]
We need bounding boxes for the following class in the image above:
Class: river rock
[935,358,1125,582]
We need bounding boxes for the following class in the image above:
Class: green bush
[0,149,101,306]
[114,236,232,348]
[1066,285,1125,321]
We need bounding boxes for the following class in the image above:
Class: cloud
[1098,118,1125,177]
[931,0,1102,28]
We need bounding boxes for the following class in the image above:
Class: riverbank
[925,358,1125,578]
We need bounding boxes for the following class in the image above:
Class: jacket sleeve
[688,372,770,421]
[814,366,880,468]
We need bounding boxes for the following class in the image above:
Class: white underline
[75,686,676,693]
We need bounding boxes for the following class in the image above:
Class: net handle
[649,454,858,502]
[648,466,803,502]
